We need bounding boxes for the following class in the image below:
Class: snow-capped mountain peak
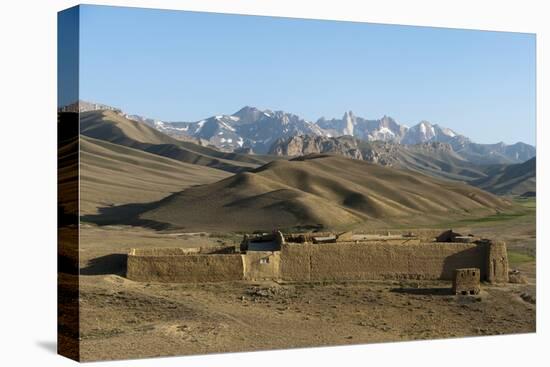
[105,102,533,163]
[342,111,355,136]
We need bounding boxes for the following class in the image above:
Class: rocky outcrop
[269,136,456,167]
[268,135,363,159]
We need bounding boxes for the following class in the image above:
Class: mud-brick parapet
[485,240,509,283]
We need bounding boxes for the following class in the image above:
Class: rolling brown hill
[269,135,489,182]
[79,110,266,173]
[80,136,231,214]
[100,154,514,231]
[473,157,536,195]
[358,141,488,182]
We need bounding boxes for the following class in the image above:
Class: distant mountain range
[146,106,326,155]
[116,105,534,165]
[70,104,536,197]
[72,101,535,164]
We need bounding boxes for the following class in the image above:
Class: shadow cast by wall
[80,254,127,276]
[441,244,486,280]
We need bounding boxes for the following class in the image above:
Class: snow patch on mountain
[117,103,534,163]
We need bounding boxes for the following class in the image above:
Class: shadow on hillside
[390,287,453,296]
[80,254,127,276]
[80,201,171,230]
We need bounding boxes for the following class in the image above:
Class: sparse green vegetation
[507,250,535,266]
[515,196,536,209]
[434,196,535,230]
[453,212,526,225]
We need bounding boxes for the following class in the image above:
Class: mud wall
[486,240,509,283]
[279,244,313,281]
[127,240,505,284]
[243,251,281,281]
[280,242,489,282]
[127,252,244,283]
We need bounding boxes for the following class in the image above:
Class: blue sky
[78,5,536,145]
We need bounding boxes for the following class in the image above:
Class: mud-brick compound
[127,230,510,285]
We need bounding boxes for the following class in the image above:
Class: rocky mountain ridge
[73,101,535,164]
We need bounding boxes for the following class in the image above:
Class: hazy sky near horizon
[78,5,536,145]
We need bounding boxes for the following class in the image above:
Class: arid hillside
[80,110,266,173]
[473,157,536,195]
[80,136,231,214]
[129,154,513,231]
[269,136,488,182]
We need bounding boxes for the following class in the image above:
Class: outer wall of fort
[126,239,509,284]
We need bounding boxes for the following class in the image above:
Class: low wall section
[280,241,490,282]
[127,249,244,283]
[243,251,281,281]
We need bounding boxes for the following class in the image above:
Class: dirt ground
[75,272,535,361]
[70,207,536,362]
